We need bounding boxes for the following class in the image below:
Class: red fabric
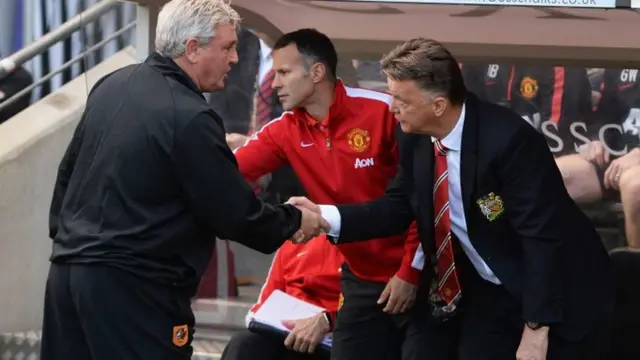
[233,81,422,285]
[196,241,238,298]
[255,69,276,131]
[248,234,343,316]
[433,141,461,304]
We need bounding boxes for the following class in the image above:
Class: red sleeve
[385,110,423,285]
[233,119,288,182]
[395,222,423,285]
[249,248,286,314]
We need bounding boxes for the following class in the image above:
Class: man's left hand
[378,275,417,314]
[282,313,330,354]
[516,325,549,360]
[603,148,640,190]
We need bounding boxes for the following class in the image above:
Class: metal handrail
[0,0,120,81]
[0,21,137,114]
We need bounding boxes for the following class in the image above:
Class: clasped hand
[286,197,329,244]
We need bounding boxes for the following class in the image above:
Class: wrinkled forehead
[211,23,238,44]
[387,78,422,101]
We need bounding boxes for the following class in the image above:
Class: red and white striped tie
[433,140,462,306]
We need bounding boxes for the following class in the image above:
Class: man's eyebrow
[391,93,406,101]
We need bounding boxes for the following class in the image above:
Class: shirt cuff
[319,205,341,242]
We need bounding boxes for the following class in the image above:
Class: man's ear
[184,38,200,63]
[432,96,448,118]
[309,62,327,84]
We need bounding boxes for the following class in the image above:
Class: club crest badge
[172,325,189,347]
[476,192,504,222]
[347,128,371,153]
[520,76,538,100]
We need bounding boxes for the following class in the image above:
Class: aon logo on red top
[354,157,375,169]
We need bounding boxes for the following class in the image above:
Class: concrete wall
[0,47,137,333]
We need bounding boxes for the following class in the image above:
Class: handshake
[286,197,331,244]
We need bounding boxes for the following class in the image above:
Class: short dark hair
[381,38,466,105]
[273,28,338,81]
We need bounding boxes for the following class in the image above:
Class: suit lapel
[460,94,480,218]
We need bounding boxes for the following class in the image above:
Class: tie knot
[434,140,448,156]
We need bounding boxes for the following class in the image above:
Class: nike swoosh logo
[301,142,314,148]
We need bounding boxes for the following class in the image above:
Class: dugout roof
[128,0,640,67]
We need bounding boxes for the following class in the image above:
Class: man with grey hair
[39,1,329,359]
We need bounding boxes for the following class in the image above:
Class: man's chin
[206,79,227,93]
[399,122,413,133]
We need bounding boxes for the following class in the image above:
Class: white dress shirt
[320,103,502,284]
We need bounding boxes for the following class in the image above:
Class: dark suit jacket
[334,93,612,341]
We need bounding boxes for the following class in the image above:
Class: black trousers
[331,265,457,360]
[221,329,327,360]
[40,263,196,360]
[452,253,609,360]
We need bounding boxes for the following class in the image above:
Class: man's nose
[389,99,398,113]
[271,72,281,89]
[229,48,239,65]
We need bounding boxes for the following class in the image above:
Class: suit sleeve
[385,123,422,285]
[335,124,415,243]
[498,123,567,324]
[233,119,288,182]
[173,112,300,254]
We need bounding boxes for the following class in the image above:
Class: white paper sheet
[249,290,333,347]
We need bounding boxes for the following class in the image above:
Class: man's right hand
[578,140,609,166]
[291,206,330,244]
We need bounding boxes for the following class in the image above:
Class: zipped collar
[293,80,355,127]
[145,52,205,100]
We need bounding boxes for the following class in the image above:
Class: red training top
[234,81,423,285]
[247,234,343,328]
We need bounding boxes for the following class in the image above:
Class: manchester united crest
[347,128,371,152]
[520,77,538,100]
[476,192,505,222]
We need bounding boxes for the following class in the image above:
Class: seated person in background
[459,62,511,106]
[555,68,640,248]
[506,65,593,157]
[0,62,33,124]
[221,234,343,360]
[461,63,593,157]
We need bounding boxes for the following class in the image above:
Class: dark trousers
[453,253,608,360]
[331,265,457,360]
[221,330,327,360]
[40,263,196,360]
